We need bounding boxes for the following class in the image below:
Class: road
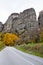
[0,47,43,65]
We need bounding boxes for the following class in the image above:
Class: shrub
[3,33,19,46]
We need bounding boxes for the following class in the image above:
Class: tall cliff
[0,8,43,42]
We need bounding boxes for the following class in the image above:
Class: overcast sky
[0,0,43,23]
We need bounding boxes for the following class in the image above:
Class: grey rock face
[3,13,19,32]
[0,22,3,32]
[2,8,39,41]
[12,8,38,33]
[38,11,43,30]
[1,8,43,42]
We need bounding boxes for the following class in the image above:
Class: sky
[0,0,43,23]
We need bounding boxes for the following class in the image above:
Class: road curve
[0,47,43,65]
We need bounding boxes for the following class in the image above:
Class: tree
[3,33,19,46]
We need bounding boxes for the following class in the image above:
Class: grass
[15,43,43,58]
[0,41,5,51]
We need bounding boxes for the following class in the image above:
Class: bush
[3,33,19,46]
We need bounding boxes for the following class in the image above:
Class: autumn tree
[3,33,19,46]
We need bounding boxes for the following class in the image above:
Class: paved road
[0,47,43,65]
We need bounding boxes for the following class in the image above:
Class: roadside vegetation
[0,32,43,58]
[15,43,43,58]
[0,33,19,51]
[0,41,5,51]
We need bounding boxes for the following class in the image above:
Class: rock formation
[0,8,43,42]
[0,22,3,32]
[38,11,43,30]
[3,13,19,32]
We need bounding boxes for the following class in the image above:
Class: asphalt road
[0,47,43,65]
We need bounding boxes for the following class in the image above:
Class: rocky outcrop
[3,13,19,32]
[0,22,3,32]
[3,8,37,33]
[38,11,43,30]
[2,8,39,42]
[1,8,43,42]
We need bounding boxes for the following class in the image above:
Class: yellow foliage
[3,33,19,46]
